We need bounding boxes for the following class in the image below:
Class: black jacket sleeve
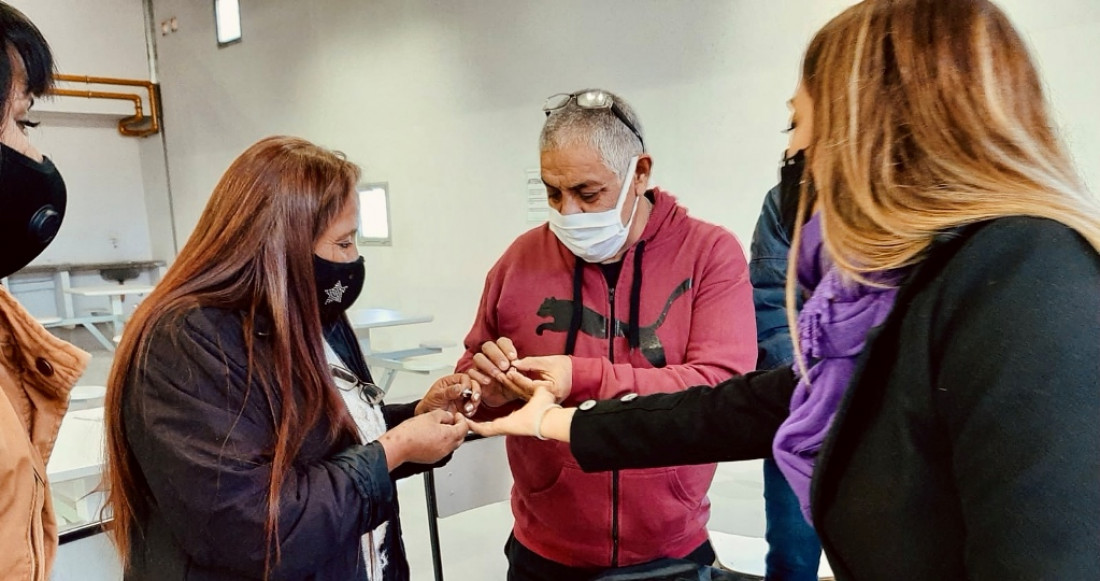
[123,310,394,580]
[570,367,796,472]
[382,400,418,428]
[930,218,1100,579]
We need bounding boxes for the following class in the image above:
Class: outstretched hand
[468,386,573,442]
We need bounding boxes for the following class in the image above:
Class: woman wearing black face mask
[103,136,480,581]
[0,5,91,581]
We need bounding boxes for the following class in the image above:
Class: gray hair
[539,88,645,178]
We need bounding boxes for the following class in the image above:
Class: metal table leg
[424,470,445,581]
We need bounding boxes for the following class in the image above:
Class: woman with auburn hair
[104,136,477,581]
[471,0,1100,578]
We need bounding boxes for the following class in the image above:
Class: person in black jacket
[103,136,477,580]
[471,1,1100,579]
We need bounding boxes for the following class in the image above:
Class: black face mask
[314,255,365,323]
[0,143,67,279]
[778,149,810,238]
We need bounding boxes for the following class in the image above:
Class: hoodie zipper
[607,283,620,567]
[607,286,616,362]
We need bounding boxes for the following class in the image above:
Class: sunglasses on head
[543,90,646,152]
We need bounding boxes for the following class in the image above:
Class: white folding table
[64,284,155,350]
[46,407,107,532]
[346,308,452,392]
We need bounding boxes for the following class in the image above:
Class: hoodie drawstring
[628,240,645,351]
[565,241,645,357]
[564,257,585,356]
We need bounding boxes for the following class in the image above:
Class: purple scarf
[772,214,902,525]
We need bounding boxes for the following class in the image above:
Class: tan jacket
[0,286,88,580]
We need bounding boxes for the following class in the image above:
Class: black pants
[505,532,716,581]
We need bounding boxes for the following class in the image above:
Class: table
[65,284,155,349]
[2,260,165,324]
[47,407,107,532]
[48,408,105,483]
[346,308,433,336]
[346,308,451,392]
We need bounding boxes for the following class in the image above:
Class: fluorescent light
[358,184,392,245]
[215,0,242,46]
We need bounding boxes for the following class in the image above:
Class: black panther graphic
[535,278,692,367]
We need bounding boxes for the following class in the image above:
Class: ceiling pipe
[50,74,161,137]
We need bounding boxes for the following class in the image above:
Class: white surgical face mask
[548,156,641,263]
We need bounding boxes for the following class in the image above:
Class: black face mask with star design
[313,254,365,323]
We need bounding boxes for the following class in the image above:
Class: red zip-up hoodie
[458,189,757,568]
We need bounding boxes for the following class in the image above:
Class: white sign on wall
[526,168,548,224]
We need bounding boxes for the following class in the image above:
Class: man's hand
[503,355,573,403]
[467,337,527,405]
[415,373,480,417]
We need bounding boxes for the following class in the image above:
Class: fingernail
[465,403,474,413]
[472,393,480,401]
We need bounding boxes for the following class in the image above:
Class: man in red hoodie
[458,89,756,580]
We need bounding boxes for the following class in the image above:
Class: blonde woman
[471,0,1100,578]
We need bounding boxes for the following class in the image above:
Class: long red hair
[103,136,360,576]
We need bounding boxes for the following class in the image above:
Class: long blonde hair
[783,0,1100,372]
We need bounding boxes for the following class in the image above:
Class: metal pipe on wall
[50,74,161,137]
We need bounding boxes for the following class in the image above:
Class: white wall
[9,0,173,267]
[147,0,1100,396]
[1011,0,1100,189]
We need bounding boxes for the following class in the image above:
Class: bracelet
[534,404,563,441]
